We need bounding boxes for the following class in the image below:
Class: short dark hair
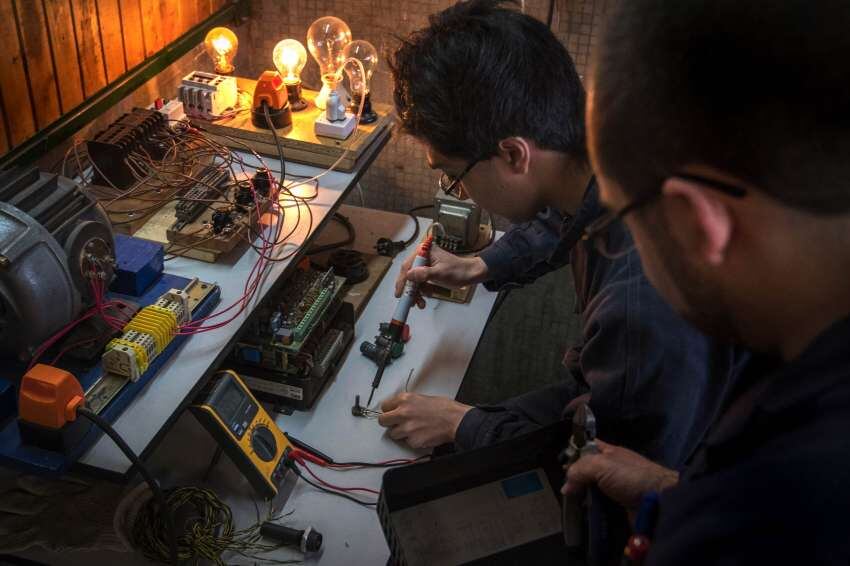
[388,0,587,163]
[593,0,850,214]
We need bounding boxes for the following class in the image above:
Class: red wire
[298,460,381,496]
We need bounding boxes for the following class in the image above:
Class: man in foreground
[563,1,850,562]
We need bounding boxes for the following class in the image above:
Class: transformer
[0,167,115,359]
[433,189,482,252]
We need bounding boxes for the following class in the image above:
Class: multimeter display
[208,377,259,440]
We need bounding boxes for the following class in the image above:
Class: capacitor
[211,210,233,234]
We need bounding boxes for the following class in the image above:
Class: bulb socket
[350,92,377,124]
[286,82,308,111]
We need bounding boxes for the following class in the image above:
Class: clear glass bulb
[204,27,238,74]
[343,40,378,97]
[307,17,352,109]
[273,39,307,85]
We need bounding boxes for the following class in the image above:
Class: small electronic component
[234,181,255,210]
[150,98,186,126]
[190,370,293,498]
[210,209,234,234]
[351,394,382,419]
[179,71,238,119]
[102,287,190,381]
[252,168,274,198]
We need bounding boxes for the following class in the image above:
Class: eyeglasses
[438,159,479,200]
[583,173,748,259]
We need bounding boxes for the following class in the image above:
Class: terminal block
[86,108,167,189]
[102,287,187,381]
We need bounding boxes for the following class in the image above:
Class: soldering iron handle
[391,237,433,325]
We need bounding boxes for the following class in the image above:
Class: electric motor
[0,167,115,359]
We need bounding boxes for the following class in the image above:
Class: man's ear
[661,176,733,266]
[495,137,531,175]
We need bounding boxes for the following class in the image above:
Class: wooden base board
[190,80,394,171]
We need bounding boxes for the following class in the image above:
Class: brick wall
[240,0,612,215]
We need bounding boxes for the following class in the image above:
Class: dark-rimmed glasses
[438,159,480,200]
[583,173,748,259]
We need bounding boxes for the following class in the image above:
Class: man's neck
[773,274,850,361]
[537,152,593,214]
[735,219,850,361]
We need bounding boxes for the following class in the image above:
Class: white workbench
[22,204,501,566]
[78,154,376,475]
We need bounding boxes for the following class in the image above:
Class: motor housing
[0,167,115,359]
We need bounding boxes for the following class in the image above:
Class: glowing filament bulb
[204,27,238,74]
[273,39,308,85]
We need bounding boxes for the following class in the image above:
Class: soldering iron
[360,235,434,406]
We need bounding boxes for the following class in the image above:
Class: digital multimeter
[191,370,292,498]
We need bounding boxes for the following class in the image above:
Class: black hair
[388,0,587,163]
[592,0,850,214]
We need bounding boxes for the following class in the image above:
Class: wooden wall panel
[97,0,127,82]
[120,0,146,69]
[0,107,10,155]
[0,0,36,146]
[162,0,179,45]
[71,0,108,97]
[44,0,85,113]
[182,0,198,32]
[0,0,232,158]
[140,0,164,57]
[15,0,62,129]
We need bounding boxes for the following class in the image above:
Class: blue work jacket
[456,179,746,470]
[649,315,850,564]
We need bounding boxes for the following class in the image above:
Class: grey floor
[457,265,581,405]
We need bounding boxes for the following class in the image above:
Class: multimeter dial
[251,424,277,462]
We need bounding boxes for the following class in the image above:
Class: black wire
[263,103,286,182]
[305,212,356,255]
[331,455,430,468]
[405,204,433,247]
[546,0,556,28]
[77,407,178,565]
[288,464,377,507]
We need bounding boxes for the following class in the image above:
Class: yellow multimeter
[191,370,292,498]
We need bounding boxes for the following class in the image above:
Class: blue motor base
[0,272,220,475]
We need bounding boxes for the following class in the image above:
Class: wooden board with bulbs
[191,78,394,172]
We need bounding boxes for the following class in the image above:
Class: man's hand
[562,440,679,512]
[394,245,489,308]
[378,392,473,449]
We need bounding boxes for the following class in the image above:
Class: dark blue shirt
[456,179,745,469]
[649,316,850,564]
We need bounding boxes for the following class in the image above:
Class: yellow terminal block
[102,293,183,382]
